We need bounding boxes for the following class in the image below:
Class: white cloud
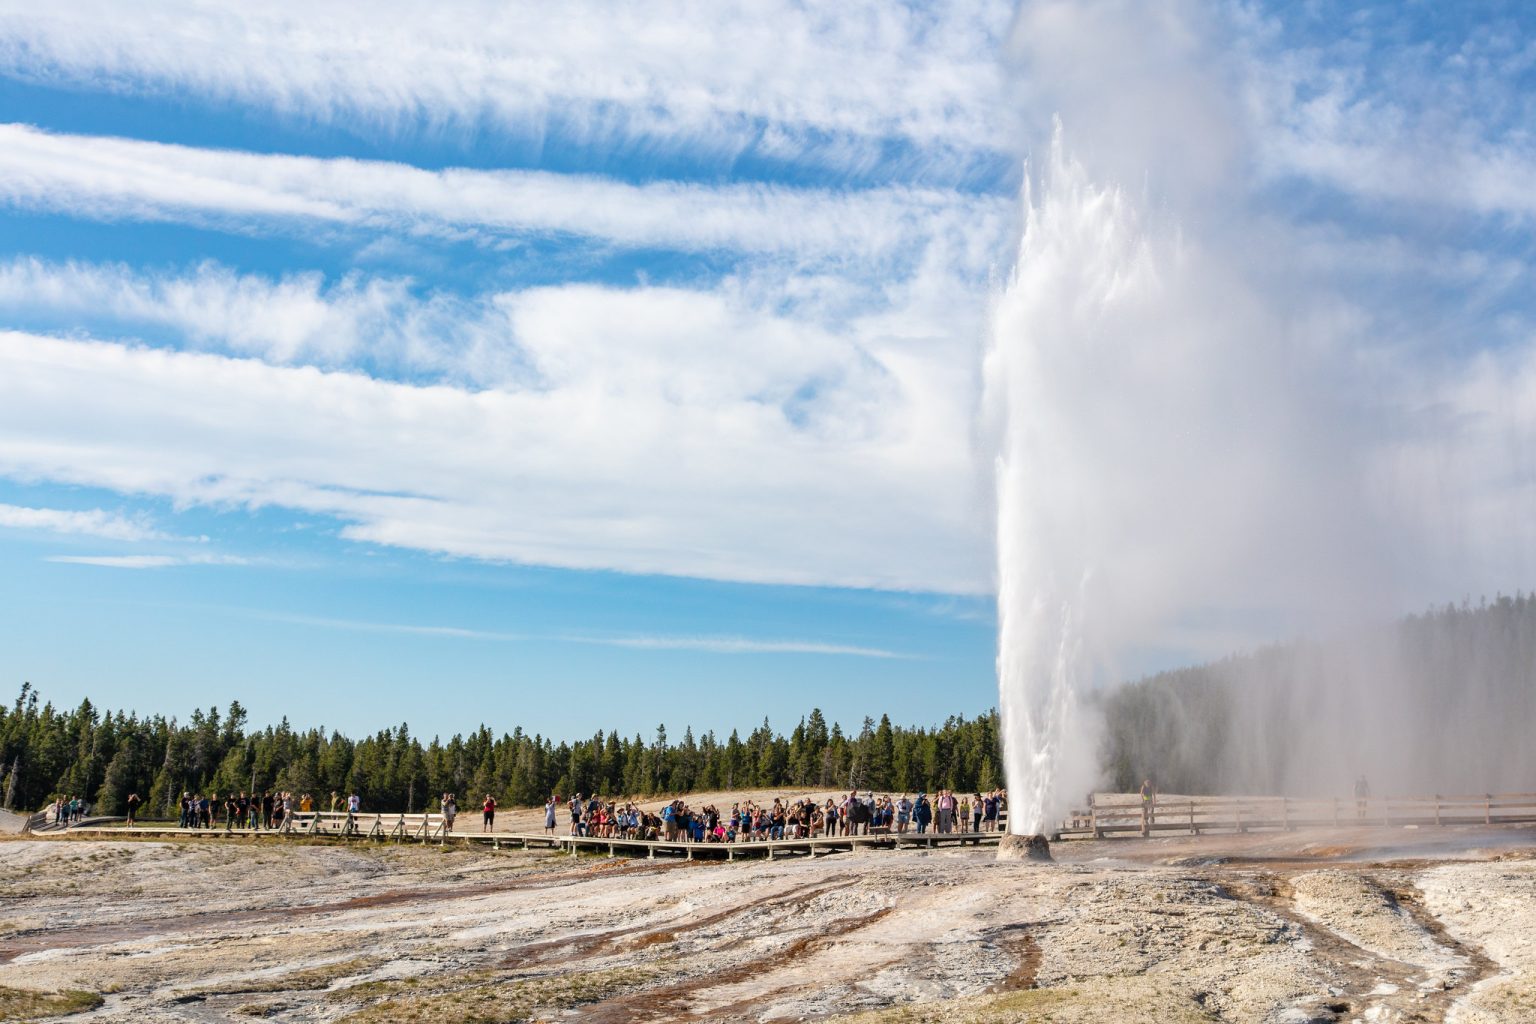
[0,124,1009,267]
[0,316,988,592]
[0,255,994,397]
[47,553,246,569]
[1237,6,1536,220]
[0,502,165,541]
[0,1,1014,181]
[571,634,910,658]
[237,611,909,657]
[0,257,506,378]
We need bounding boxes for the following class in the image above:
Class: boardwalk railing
[47,810,1006,860]
[1059,792,1536,839]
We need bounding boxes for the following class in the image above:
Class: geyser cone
[997,833,1053,863]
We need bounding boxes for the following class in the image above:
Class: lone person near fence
[1140,778,1157,835]
[126,792,141,827]
[1354,775,1370,820]
[482,794,497,832]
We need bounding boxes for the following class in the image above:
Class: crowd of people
[172,790,363,831]
[48,785,1007,842]
[48,795,89,825]
[543,789,1007,843]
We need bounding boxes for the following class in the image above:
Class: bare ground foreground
[0,824,1533,1024]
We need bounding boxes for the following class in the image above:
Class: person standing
[914,793,932,834]
[482,794,497,832]
[442,793,457,834]
[544,795,558,835]
[937,790,955,834]
[125,792,141,827]
[1140,778,1157,835]
[261,791,274,829]
[345,792,360,835]
[1354,775,1370,820]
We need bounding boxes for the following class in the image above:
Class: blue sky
[0,1,1532,741]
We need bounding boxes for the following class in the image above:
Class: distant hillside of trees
[1100,593,1536,797]
[0,687,1002,816]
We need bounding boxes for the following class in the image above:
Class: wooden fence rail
[1060,792,1536,839]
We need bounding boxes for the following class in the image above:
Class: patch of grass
[176,957,380,997]
[0,986,103,1021]
[233,1001,289,1017]
[333,965,664,1023]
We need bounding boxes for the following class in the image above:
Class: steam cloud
[989,0,1536,828]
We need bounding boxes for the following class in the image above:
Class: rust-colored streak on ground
[575,906,897,1024]
[500,875,856,970]
[1004,931,1042,991]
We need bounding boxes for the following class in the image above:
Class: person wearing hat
[914,792,933,833]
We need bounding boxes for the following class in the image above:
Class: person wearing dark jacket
[914,793,933,834]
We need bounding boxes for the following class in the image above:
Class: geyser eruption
[986,0,1536,826]
[985,133,1142,836]
[984,122,1368,832]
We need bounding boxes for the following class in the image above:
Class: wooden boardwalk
[47,810,1005,860]
[36,791,1536,854]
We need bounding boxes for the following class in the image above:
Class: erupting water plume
[985,134,1139,835]
[985,118,1383,830]
[983,0,1421,834]
[986,0,1536,824]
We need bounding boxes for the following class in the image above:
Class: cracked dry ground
[0,828,1533,1023]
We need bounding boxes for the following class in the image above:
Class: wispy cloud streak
[47,553,247,569]
[0,125,1008,266]
[0,502,166,541]
[0,1,1014,184]
[248,610,908,658]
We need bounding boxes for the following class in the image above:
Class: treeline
[0,687,1002,817]
[1099,593,1536,797]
